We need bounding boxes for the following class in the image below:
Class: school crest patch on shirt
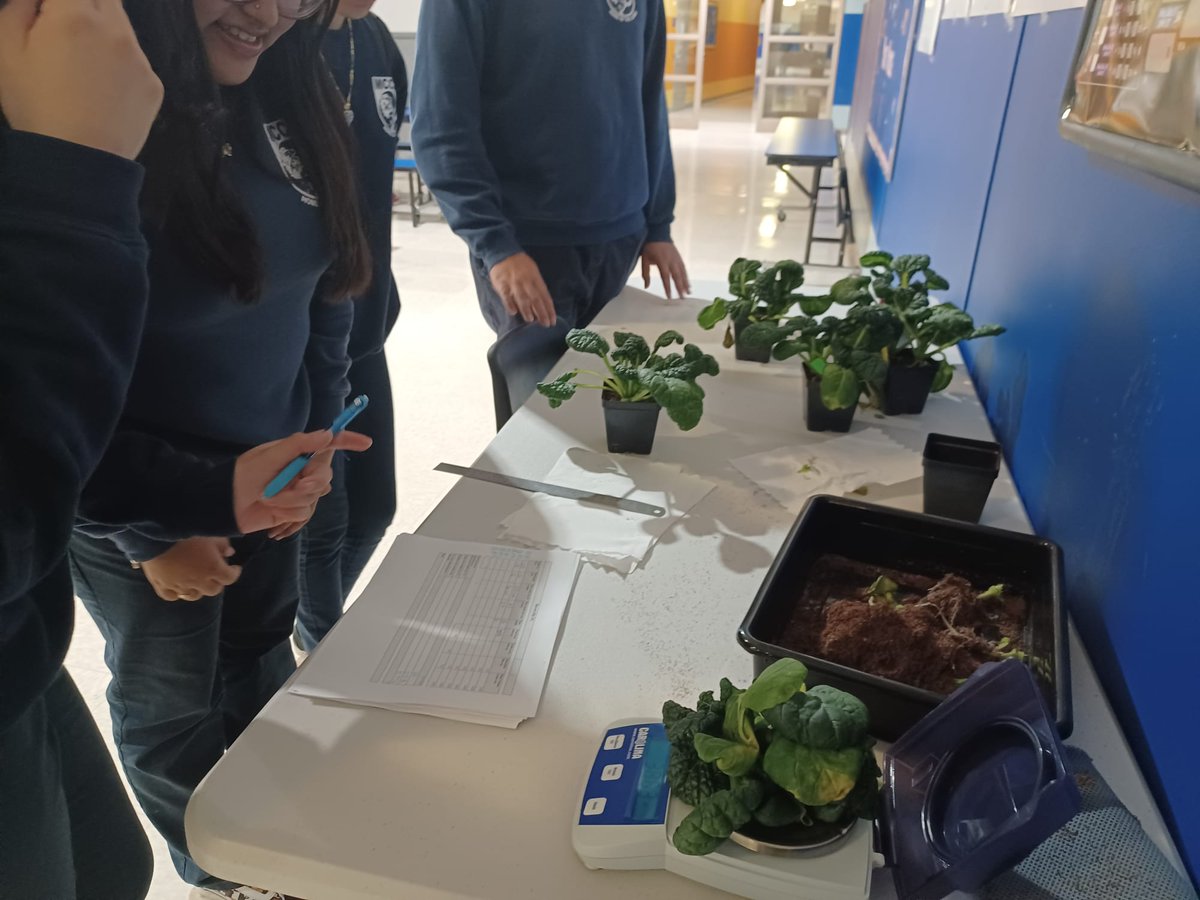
[263,119,318,206]
[607,0,637,22]
[372,76,400,137]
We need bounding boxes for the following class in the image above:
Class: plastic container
[923,433,1002,523]
[882,659,1081,900]
[883,360,937,415]
[804,366,856,433]
[737,495,1071,741]
[602,395,661,454]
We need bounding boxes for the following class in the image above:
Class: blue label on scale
[577,723,670,826]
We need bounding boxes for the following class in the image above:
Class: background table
[187,288,1186,899]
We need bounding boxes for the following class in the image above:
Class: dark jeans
[0,668,153,900]
[68,532,299,889]
[296,349,397,651]
[470,231,646,339]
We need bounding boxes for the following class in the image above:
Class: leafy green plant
[697,258,828,351]
[830,251,1005,395]
[663,659,879,856]
[769,305,902,410]
[536,328,719,431]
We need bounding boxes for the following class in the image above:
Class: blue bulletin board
[866,0,921,180]
[706,2,718,46]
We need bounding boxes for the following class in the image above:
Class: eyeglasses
[225,0,326,21]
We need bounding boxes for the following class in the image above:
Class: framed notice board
[866,0,922,180]
[1061,0,1200,190]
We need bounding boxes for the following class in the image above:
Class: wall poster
[867,0,922,179]
[1061,0,1200,190]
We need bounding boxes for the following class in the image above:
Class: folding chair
[486,321,572,431]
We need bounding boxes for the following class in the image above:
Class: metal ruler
[434,463,666,517]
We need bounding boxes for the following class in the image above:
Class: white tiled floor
[63,95,855,899]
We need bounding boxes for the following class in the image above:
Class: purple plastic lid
[882,659,1081,900]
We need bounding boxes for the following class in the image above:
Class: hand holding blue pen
[263,395,369,499]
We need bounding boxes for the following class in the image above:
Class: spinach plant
[697,258,825,349]
[830,251,1005,394]
[663,658,879,856]
[536,328,719,431]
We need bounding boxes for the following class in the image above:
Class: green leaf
[663,693,725,746]
[611,332,651,366]
[829,274,872,305]
[979,584,1006,600]
[819,364,859,410]
[654,329,685,352]
[535,372,578,408]
[893,254,931,276]
[694,734,758,778]
[798,293,835,316]
[847,350,888,386]
[727,258,763,298]
[671,779,766,856]
[697,298,729,330]
[741,658,809,712]
[842,747,882,820]
[761,684,869,750]
[753,792,810,828]
[859,250,893,268]
[646,376,705,431]
[921,304,976,347]
[762,738,865,806]
[667,746,728,806]
[970,323,1006,339]
[931,359,954,393]
[565,329,609,358]
[739,320,789,350]
[923,269,950,292]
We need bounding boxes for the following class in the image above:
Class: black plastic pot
[602,393,661,454]
[733,320,772,363]
[737,495,1071,741]
[883,356,938,415]
[804,366,856,433]
[923,433,1002,523]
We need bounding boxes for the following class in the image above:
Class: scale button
[601,764,624,781]
[583,797,607,816]
[603,734,625,751]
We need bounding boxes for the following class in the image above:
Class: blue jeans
[68,532,299,889]
[296,349,396,651]
[0,668,153,900]
[470,230,647,338]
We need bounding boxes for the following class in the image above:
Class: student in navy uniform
[295,0,408,652]
[0,1,359,896]
[65,0,373,896]
[411,0,690,389]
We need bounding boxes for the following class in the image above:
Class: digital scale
[572,661,1080,900]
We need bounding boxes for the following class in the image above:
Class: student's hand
[641,241,690,300]
[489,253,557,327]
[0,0,162,160]
[141,537,241,602]
[233,429,373,536]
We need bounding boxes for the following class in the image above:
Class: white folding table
[186,288,1187,899]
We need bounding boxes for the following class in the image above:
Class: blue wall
[834,13,864,107]
[851,7,1200,883]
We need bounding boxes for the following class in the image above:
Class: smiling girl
[67,1,369,896]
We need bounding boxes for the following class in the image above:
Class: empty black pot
[804,367,856,433]
[923,433,1002,523]
[602,394,661,454]
[883,358,938,415]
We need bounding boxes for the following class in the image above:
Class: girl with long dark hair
[67,0,371,894]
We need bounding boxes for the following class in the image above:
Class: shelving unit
[754,0,845,131]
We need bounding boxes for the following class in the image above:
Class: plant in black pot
[536,328,719,454]
[697,258,820,362]
[770,305,901,433]
[831,252,1005,415]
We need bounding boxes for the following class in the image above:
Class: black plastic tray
[737,495,1072,741]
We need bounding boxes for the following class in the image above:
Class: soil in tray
[774,554,1030,695]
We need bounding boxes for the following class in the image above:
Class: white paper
[499,449,714,574]
[942,0,971,20]
[730,428,923,516]
[969,0,1010,15]
[1008,0,1082,15]
[289,534,581,728]
[917,0,946,54]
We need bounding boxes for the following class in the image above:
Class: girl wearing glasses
[67,0,369,896]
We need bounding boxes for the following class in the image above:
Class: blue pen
[263,394,369,499]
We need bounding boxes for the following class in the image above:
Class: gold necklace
[341,21,356,125]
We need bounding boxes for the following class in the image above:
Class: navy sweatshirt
[77,97,352,562]
[410,0,676,272]
[0,132,149,729]
[324,13,408,360]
